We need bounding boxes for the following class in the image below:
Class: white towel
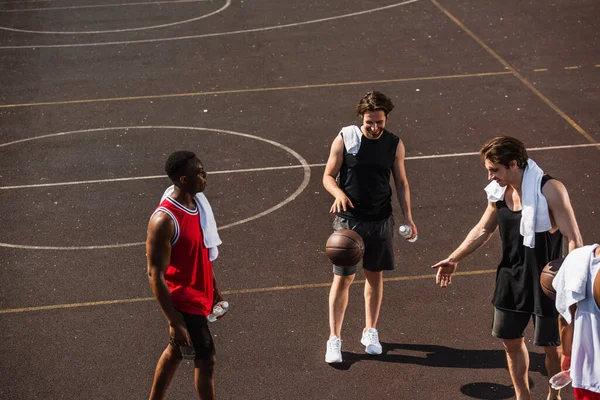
[160,185,222,261]
[484,181,506,202]
[340,125,362,154]
[553,244,599,324]
[520,159,552,247]
[484,158,552,248]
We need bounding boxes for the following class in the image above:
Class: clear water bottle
[549,370,572,390]
[399,225,417,243]
[207,301,229,323]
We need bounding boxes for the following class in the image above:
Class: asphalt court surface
[1,0,599,399]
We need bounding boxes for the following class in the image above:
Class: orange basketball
[325,229,364,267]
[540,259,564,300]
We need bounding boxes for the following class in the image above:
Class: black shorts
[491,307,560,347]
[332,215,395,276]
[169,308,216,360]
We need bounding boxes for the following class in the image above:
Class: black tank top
[492,175,563,317]
[337,128,400,221]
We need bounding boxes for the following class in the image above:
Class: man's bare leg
[149,345,182,400]
[364,270,383,329]
[194,356,216,400]
[501,338,531,400]
[543,345,562,400]
[329,274,355,338]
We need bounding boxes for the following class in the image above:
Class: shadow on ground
[329,343,546,398]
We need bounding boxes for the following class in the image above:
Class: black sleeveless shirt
[337,128,400,221]
[492,175,562,317]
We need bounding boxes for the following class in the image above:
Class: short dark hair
[356,91,395,117]
[479,136,528,169]
[165,151,196,181]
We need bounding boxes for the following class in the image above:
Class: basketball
[325,229,365,267]
[593,269,600,309]
[540,258,564,300]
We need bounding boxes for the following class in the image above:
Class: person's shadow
[329,343,545,399]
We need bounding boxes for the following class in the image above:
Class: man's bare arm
[323,134,353,213]
[543,180,583,252]
[432,202,499,287]
[558,305,577,371]
[146,212,190,346]
[391,140,416,237]
[446,201,498,263]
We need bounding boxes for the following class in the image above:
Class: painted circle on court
[0,0,230,35]
[0,0,421,48]
[0,126,311,250]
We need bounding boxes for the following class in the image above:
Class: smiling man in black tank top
[432,137,583,400]
[323,91,417,363]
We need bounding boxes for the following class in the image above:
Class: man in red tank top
[146,151,225,400]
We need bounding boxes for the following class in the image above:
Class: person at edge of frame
[554,244,600,400]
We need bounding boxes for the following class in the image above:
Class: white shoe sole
[325,356,343,363]
[364,345,382,355]
[361,337,382,355]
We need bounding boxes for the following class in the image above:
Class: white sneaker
[361,328,382,355]
[325,336,343,363]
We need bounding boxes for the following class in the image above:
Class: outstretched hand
[431,258,458,288]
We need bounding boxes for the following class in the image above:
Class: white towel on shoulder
[484,158,552,248]
[340,125,362,154]
[520,159,552,247]
[553,244,599,324]
[160,186,222,261]
[484,181,506,202]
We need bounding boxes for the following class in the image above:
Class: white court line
[0,0,56,4]
[0,0,229,34]
[0,125,312,250]
[0,165,303,190]
[1,142,598,191]
[0,0,421,48]
[0,0,208,12]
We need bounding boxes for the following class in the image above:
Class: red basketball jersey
[153,196,214,316]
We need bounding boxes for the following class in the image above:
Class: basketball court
[0,0,599,398]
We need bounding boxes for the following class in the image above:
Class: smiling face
[361,110,387,139]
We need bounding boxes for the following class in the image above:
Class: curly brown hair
[356,91,395,117]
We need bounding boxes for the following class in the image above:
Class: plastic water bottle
[207,301,229,323]
[399,225,417,243]
[549,370,572,390]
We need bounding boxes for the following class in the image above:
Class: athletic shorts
[491,307,560,347]
[574,388,600,400]
[331,215,395,276]
[169,308,216,360]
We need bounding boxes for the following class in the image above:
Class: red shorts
[574,388,600,400]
